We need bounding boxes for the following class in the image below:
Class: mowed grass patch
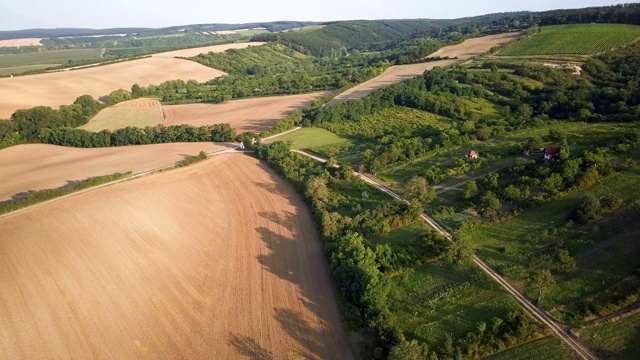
[499,24,640,56]
[578,312,640,360]
[488,336,578,360]
[266,127,352,151]
[0,48,103,69]
[81,100,163,132]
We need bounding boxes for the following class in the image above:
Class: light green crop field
[499,24,640,56]
[0,48,103,70]
[578,312,640,360]
[264,127,352,151]
[81,102,163,132]
[488,336,578,360]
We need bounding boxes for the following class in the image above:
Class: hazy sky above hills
[0,0,626,30]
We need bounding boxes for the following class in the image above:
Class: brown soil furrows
[0,142,232,202]
[163,92,327,133]
[0,154,351,359]
[327,32,521,106]
[0,43,264,119]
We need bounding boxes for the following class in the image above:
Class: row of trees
[38,124,236,148]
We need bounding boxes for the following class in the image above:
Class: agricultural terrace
[499,24,640,56]
[0,142,232,202]
[162,92,327,133]
[81,98,163,131]
[0,43,261,119]
[0,154,351,359]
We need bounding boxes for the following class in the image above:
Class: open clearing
[0,38,43,47]
[163,92,326,133]
[327,32,520,106]
[0,154,351,359]
[81,98,163,131]
[0,142,233,202]
[0,43,264,119]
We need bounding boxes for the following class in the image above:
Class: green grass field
[499,24,640,56]
[369,224,522,348]
[0,48,103,74]
[578,313,640,359]
[264,127,352,151]
[0,64,57,76]
[488,336,578,360]
[81,106,163,132]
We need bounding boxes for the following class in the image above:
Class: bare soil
[0,142,233,202]
[327,32,521,106]
[0,154,351,359]
[0,43,263,119]
[163,92,327,133]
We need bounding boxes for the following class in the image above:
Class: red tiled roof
[544,146,559,155]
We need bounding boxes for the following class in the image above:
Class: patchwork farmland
[0,43,264,119]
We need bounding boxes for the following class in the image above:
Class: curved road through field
[292,149,598,360]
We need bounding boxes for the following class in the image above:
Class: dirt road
[0,153,351,359]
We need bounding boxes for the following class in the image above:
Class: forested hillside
[252,20,446,56]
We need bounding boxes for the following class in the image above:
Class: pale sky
[0,0,627,30]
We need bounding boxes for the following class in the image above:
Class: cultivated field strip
[0,142,233,202]
[161,92,327,133]
[0,154,351,359]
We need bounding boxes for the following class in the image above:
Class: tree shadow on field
[227,333,273,360]
[254,221,335,321]
[254,222,344,358]
[273,307,330,360]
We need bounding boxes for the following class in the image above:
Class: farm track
[292,149,598,360]
[0,152,351,359]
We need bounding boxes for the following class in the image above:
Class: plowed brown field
[0,142,232,202]
[327,32,520,106]
[0,43,265,119]
[0,154,351,359]
[163,92,327,133]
